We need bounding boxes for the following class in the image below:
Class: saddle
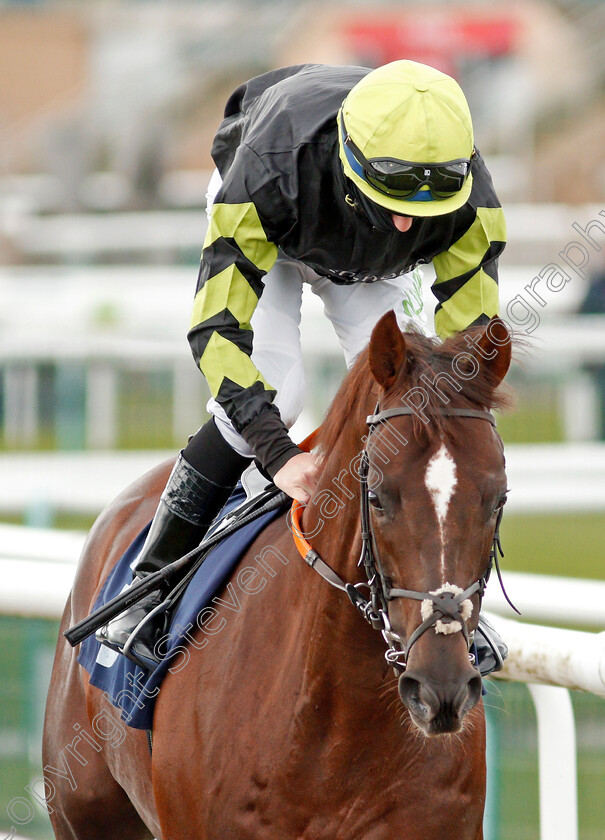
[120,465,288,667]
[74,465,290,730]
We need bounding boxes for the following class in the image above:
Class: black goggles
[340,113,472,201]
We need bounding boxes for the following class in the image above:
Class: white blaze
[424,443,457,574]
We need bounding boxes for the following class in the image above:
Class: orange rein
[289,428,319,562]
[290,499,312,562]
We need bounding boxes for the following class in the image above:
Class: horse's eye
[368,490,383,510]
[494,493,508,513]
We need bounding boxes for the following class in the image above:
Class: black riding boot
[96,419,250,666]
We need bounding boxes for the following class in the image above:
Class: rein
[290,406,515,673]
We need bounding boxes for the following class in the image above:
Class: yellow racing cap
[338,60,474,217]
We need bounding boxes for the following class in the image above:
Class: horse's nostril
[399,669,483,732]
[398,676,417,708]
[452,674,482,717]
[465,674,483,712]
[398,675,438,722]
[452,672,482,717]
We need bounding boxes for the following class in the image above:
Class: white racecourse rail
[0,524,603,840]
[2,444,605,516]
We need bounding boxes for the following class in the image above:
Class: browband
[366,407,496,427]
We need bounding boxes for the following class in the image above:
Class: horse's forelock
[316,327,513,460]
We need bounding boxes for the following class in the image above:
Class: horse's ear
[475,316,512,387]
[369,310,407,390]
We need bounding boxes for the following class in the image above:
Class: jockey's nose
[391,214,413,233]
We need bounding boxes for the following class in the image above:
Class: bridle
[290,405,516,673]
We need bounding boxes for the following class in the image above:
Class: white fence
[2,442,605,521]
[2,519,605,632]
[1,201,602,266]
[2,232,605,448]
[0,523,85,618]
[3,314,605,448]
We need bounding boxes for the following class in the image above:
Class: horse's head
[363,311,511,736]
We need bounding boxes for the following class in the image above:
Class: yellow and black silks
[187,64,506,476]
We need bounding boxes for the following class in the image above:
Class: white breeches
[204,169,427,458]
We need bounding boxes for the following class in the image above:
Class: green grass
[497,406,564,444]
[116,370,178,449]
[495,376,565,444]
[500,512,605,581]
[0,512,97,531]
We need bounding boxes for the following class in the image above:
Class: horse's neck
[296,431,388,686]
[304,433,365,584]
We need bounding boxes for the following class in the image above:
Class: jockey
[97,60,508,672]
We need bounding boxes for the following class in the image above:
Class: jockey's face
[391,214,413,233]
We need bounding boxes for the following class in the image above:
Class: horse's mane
[315,327,512,461]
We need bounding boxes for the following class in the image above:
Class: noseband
[290,406,515,673]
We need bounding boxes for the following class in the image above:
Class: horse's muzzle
[398,668,483,735]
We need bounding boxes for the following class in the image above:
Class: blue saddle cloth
[78,486,286,730]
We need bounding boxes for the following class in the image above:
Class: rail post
[527,683,578,840]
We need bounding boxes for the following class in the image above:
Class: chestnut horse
[43,311,511,840]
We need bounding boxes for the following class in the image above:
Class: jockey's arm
[188,188,305,488]
[430,156,507,339]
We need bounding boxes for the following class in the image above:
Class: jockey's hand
[273,452,320,505]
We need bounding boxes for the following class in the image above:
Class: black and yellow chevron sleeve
[432,204,506,339]
[187,200,278,432]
